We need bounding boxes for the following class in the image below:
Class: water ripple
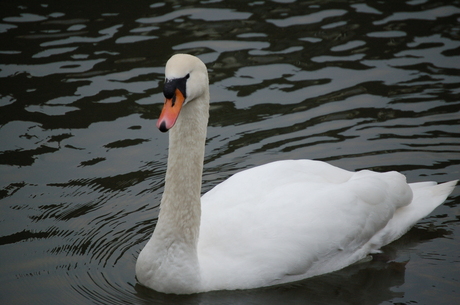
[1,1,459,304]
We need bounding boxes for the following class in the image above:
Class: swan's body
[135,54,457,294]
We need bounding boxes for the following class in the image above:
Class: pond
[1,0,459,304]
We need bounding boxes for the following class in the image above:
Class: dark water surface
[1,0,460,304]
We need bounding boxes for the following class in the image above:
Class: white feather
[135,54,457,294]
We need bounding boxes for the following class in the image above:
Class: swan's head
[157,54,208,132]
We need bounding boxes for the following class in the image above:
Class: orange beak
[156,88,185,132]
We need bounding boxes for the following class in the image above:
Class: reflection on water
[1,0,459,304]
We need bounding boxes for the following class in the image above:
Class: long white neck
[136,91,209,294]
[157,92,209,245]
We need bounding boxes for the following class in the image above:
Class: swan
[135,53,457,294]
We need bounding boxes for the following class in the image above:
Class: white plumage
[135,54,457,294]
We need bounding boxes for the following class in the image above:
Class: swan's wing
[198,160,413,290]
[367,180,457,250]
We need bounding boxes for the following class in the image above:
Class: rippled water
[1,0,459,304]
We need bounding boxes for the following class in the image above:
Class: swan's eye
[163,75,188,100]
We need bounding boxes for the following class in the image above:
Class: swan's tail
[369,180,457,252]
[407,180,457,222]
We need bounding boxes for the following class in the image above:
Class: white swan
[135,54,457,294]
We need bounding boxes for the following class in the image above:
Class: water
[1,0,459,304]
